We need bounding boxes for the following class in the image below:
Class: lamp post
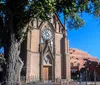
[86,69,87,85]
[86,68,89,85]
[94,70,96,85]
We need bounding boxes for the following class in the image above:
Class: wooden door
[43,67,48,80]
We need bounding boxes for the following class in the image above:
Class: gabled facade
[20,14,71,82]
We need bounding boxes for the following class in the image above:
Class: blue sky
[60,13,100,61]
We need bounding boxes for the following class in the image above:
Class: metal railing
[79,69,100,85]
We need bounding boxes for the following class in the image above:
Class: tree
[0,0,100,85]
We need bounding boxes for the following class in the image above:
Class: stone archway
[43,55,53,81]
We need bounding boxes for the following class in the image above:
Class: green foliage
[55,0,100,29]
[0,0,100,42]
[0,0,56,41]
[67,14,85,29]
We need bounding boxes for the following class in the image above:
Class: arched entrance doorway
[43,55,53,81]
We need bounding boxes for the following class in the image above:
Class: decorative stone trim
[27,50,39,54]
[56,54,62,56]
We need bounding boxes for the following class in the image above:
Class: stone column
[65,38,71,81]
[40,47,43,81]
[26,31,31,83]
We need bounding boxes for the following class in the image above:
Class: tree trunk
[3,33,22,85]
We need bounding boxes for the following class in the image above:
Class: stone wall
[55,33,63,79]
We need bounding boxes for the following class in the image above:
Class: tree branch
[19,24,29,44]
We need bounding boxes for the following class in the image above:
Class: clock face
[42,29,52,40]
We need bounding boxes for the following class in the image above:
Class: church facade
[20,14,70,82]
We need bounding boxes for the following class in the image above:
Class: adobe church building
[20,14,71,82]
[69,48,98,70]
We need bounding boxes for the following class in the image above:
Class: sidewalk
[24,82,79,85]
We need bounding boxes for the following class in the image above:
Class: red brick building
[69,48,98,71]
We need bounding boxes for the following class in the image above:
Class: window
[73,50,75,52]
[76,58,79,60]
[77,63,80,66]
[41,38,44,43]
[43,55,52,65]
[71,63,73,67]
[69,52,72,54]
